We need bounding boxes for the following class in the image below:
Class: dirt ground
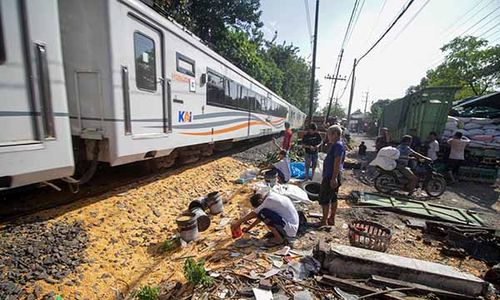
[1,136,499,299]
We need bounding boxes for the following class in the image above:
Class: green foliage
[148,0,316,113]
[370,99,391,122]
[131,286,160,300]
[408,36,500,100]
[161,237,179,253]
[321,103,346,119]
[183,258,213,287]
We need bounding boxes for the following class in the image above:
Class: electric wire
[458,5,500,37]
[366,0,387,45]
[341,0,360,49]
[345,0,366,47]
[484,27,500,40]
[304,0,314,52]
[358,0,415,63]
[441,0,493,38]
[478,20,500,38]
[469,11,500,36]
[390,0,431,42]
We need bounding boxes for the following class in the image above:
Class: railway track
[0,136,275,221]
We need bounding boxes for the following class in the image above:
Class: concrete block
[314,243,487,297]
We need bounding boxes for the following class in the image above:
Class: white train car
[0,0,306,190]
[0,0,74,189]
[59,0,305,167]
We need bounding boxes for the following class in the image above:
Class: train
[0,0,306,190]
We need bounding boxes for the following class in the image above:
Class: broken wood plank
[319,275,406,300]
[370,275,479,300]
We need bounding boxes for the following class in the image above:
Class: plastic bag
[290,162,306,179]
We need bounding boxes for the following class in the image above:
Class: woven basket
[348,220,392,252]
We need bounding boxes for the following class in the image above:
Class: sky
[259,0,500,115]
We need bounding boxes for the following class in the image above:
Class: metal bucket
[176,213,198,242]
[188,198,205,210]
[189,207,211,232]
[206,191,223,215]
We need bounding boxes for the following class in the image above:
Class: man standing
[302,123,323,181]
[319,125,345,226]
[427,132,440,162]
[447,132,470,183]
[273,122,293,152]
[231,189,299,246]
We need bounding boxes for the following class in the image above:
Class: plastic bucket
[264,170,277,187]
[188,198,205,210]
[206,191,223,215]
[189,207,211,232]
[176,214,198,242]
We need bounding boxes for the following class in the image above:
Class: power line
[478,20,500,38]
[469,11,500,36]
[366,0,387,45]
[458,5,500,36]
[358,0,415,63]
[304,0,313,52]
[484,26,500,40]
[341,0,360,49]
[391,0,431,41]
[441,0,492,37]
[345,0,366,47]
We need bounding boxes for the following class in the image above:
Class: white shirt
[255,191,299,237]
[427,140,439,161]
[447,138,470,160]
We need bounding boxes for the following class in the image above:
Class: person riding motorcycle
[397,135,432,195]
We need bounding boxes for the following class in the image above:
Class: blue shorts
[305,153,319,166]
[257,208,287,238]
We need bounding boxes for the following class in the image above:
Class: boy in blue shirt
[319,125,345,226]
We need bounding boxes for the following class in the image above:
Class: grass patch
[183,258,213,287]
[131,286,160,300]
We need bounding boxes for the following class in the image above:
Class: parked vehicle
[380,87,459,143]
[0,0,306,190]
[373,160,447,197]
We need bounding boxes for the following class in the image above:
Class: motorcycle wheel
[374,173,397,194]
[424,176,447,197]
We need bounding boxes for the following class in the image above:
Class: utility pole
[363,91,369,114]
[307,0,320,125]
[325,49,345,122]
[346,58,357,127]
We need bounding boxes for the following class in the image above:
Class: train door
[0,0,40,146]
[127,17,166,136]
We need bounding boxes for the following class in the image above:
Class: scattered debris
[425,221,500,264]
[353,192,484,226]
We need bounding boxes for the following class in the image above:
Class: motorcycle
[373,160,447,197]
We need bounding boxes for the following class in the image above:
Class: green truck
[380,87,460,142]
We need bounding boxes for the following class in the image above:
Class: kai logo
[178,111,193,123]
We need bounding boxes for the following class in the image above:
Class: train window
[239,86,249,110]
[224,79,239,108]
[0,14,4,64]
[207,71,225,106]
[248,91,257,112]
[134,32,156,91]
[176,52,195,77]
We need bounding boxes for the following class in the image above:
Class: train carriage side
[0,0,74,189]
[60,0,299,168]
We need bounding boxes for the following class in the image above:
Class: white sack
[482,124,499,130]
[464,122,482,130]
[369,146,399,171]
[457,117,471,123]
[471,117,493,125]
[272,184,313,204]
[445,121,458,130]
[467,129,485,136]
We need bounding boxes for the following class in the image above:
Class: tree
[370,99,391,121]
[148,0,315,113]
[152,0,263,44]
[321,103,346,119]
[408,36,500,99]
